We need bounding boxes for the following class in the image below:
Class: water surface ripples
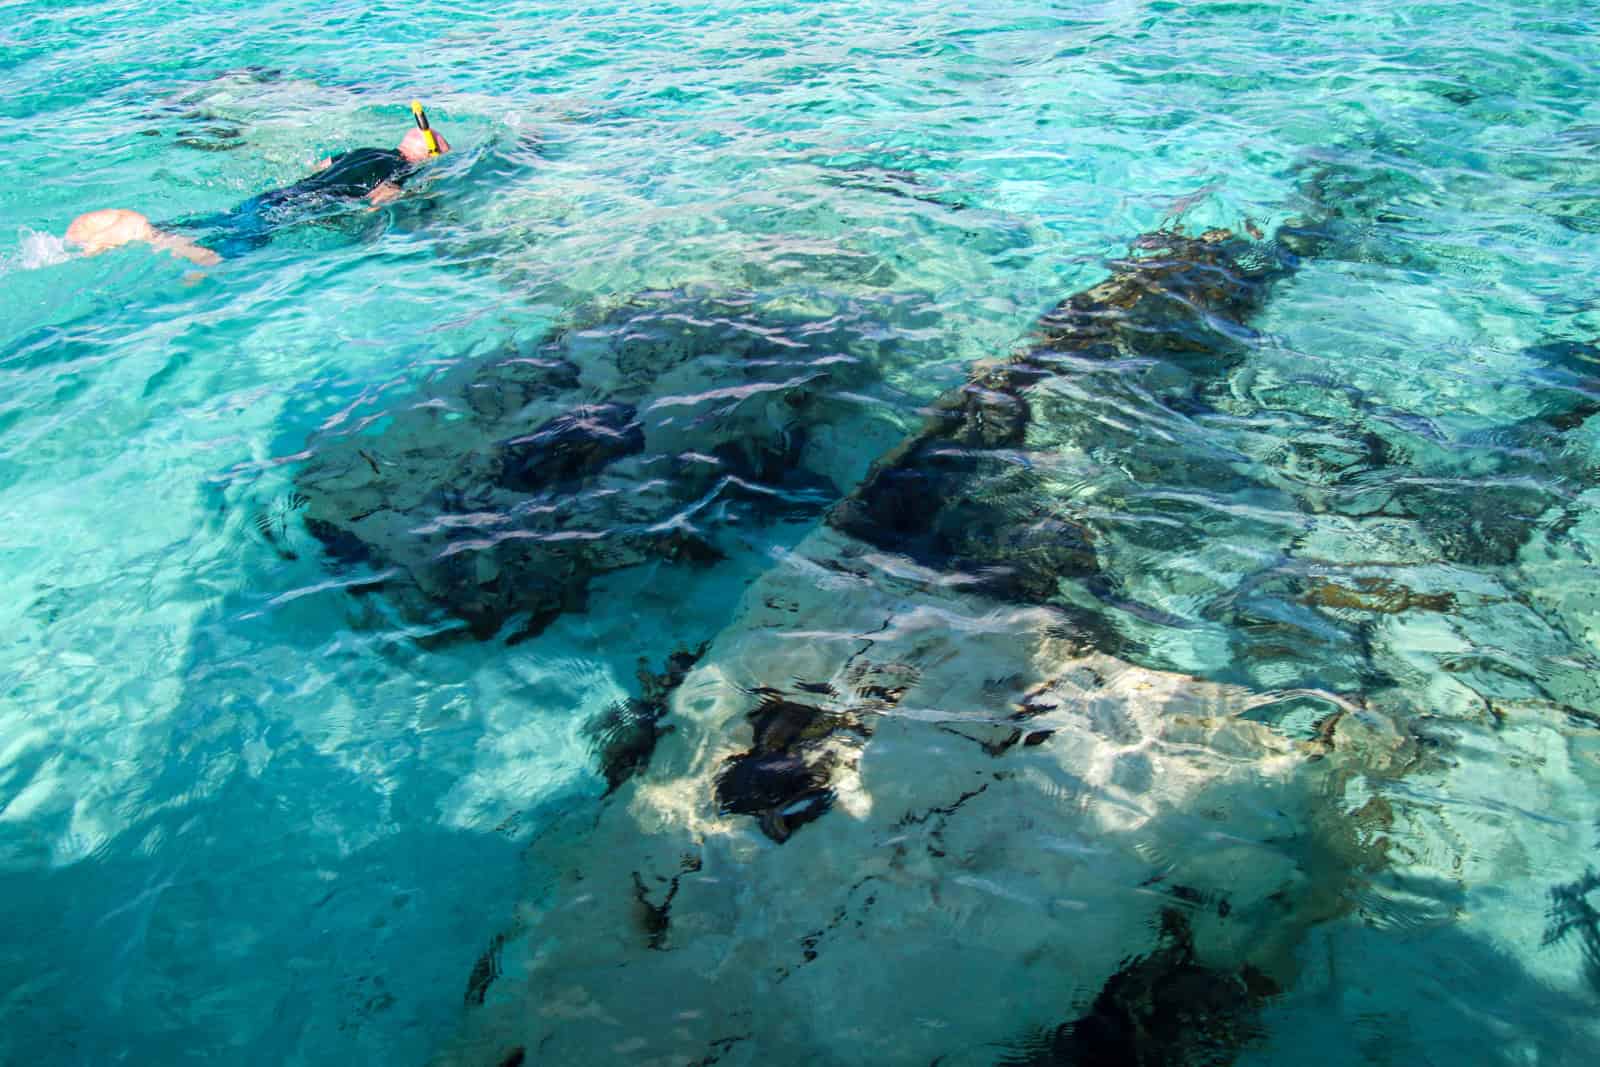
[4,1,1600,1064]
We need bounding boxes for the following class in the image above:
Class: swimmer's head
[399,126,450,163]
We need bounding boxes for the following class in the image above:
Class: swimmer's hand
[366,181,403,207]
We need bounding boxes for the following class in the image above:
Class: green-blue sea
[5,1,1600,1064]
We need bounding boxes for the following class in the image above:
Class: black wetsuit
[175,148,415,257]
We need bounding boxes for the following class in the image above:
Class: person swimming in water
[63,116,452,267]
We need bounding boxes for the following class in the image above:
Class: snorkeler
[62,105,452,267]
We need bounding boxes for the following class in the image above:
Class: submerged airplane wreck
[340,222,1395,1066]
[282,182,1600,1062]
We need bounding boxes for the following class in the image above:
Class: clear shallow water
[4,1,1600,1064]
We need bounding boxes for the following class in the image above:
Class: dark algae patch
[587,644,709,795]
[1004,910,1275,1067]
[497,402,645,491]
[464,934,505,1007]
[630,853,702,950]
[715,659,919,842]
[714,692,859,843]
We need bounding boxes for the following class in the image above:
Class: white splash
[15,228,73,270]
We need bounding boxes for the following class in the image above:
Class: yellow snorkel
[411,100,441,156]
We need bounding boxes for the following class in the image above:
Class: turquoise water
[5,1,1600,1063]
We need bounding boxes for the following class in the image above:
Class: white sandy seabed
[427,491,1600,1066]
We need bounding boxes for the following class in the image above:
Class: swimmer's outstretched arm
[64,209,221,267]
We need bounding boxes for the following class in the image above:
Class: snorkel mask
[411,100,441,156]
